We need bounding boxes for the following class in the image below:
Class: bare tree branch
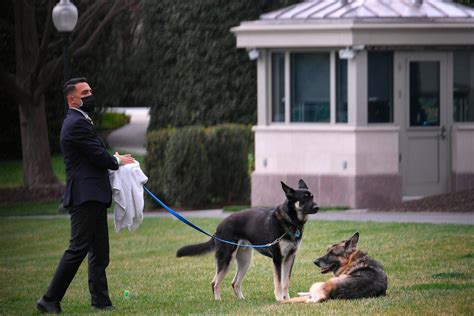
[33,0,139,96]
[72,1,125,58]
[36,55,63,96]
[33,0,55,81]
[69,0,109,52]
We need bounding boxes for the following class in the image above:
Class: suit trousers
[44,201,112,307]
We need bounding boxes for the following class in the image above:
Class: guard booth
[231,0,474,208]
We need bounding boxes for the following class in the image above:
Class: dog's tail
[176,238,215,257]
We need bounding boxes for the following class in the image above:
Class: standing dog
[289,232,387,303]
[176,179,319,301]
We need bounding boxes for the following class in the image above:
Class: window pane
[409,61,440,127]
[271,53,285,122]
[290,53,330,122]
[336,57,348,123]
[368,52,393,123]
[453,51,474,122]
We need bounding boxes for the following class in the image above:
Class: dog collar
[289,229,301,240]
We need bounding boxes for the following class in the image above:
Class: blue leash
[143,186,286,248]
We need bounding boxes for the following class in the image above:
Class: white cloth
[109,161,148,232]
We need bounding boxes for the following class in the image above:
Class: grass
[0,153,145,216]
[0,155,66,188]
[0,201,63,217]
[0,218,472,315]
[98,112,131,130]
[0,153,145,189]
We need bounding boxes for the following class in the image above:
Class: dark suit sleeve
[70,119,119,170]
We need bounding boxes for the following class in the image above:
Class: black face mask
[80,95,96,113]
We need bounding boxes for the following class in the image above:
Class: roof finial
[415,0,423,6]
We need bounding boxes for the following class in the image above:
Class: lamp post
[52,0,78,87]
[52,0,78,213]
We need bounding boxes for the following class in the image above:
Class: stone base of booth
[251,172,401,209]
[451,173,474,192]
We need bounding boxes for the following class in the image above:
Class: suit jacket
[61,108,119,207]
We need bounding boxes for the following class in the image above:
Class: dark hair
[63,77,88,97]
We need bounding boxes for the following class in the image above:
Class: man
[37,78,135,313]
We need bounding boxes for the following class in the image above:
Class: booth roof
[257,0,474,23]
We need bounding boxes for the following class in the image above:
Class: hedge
[145,124,253,208]
[141,0,301,130]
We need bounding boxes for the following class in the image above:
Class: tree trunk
[15,0,60,189]
[18,96,59,188]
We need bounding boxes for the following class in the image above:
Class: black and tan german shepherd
[176,179,319,301]
[288,232,387,303]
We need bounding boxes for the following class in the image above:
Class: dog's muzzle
[308,205,319,214]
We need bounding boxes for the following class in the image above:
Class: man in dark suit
[37,78,135,313]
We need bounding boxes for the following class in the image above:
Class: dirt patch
[0,184,64,204]
[372,189,474,213]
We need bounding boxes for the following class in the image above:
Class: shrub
[163,126,211,208]
[205,124,252,204]
[145,124,252,209]
[145,128,175,206]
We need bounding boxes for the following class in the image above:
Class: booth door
[398,53,450,197]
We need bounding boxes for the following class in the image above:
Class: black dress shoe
[36,297,62,314]
[91,305,115,312]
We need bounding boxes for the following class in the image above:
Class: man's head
[63,77,93,110]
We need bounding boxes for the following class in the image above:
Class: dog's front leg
[281,254,296,300]
[308,282,328,303]
[272,258,284,301]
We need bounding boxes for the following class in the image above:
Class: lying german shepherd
[176,179,319,301]
[288,232,387,303]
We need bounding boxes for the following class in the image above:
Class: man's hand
[114,152,135,165]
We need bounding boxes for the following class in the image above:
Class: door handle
[440,125,447,140]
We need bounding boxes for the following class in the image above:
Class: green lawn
[0,200,63,216]
[0,218,472,315]
[0,153,145,190]
[0,155,67,188]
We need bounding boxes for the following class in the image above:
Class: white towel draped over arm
[109,161,148,232]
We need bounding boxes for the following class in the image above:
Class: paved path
[6,209,474,225]
[107,107,149,155]
[142,209,474,225]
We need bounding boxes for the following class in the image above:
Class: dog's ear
[298,179,308,190]
[344,232,359,252]
[281,181,295,198]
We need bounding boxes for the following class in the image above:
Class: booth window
[368,52,393,123]
[409,61,440,127]
[290,53,330,122]
[336,57,348,123]
[271,53,285,122]
[453,51,474,122]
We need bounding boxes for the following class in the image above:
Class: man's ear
[344,232,359,252]
[298,179,308,190]
[281,181,295,199]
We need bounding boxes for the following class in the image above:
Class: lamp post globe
[52,0,78,32]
